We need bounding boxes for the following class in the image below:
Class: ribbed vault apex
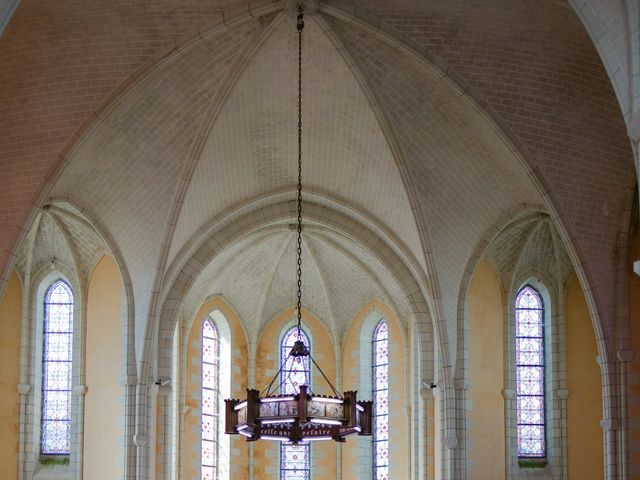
[485,214,573,291]
[180,223,409,342]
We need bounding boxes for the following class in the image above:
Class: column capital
[133,434,148,447]
[502,388,516,399]
[73,384,87,395]
[17,383,30,395]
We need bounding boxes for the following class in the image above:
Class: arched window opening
[280,327,311,480]
[372,319,389,479]
[201,317,219,480]
[41,279,73,455]
[515,285,546,458]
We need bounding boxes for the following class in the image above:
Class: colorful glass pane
[48,285,72,304]
[373,320,389,477]
[44,333,72,361]
[281,443,310,480]
[280,327,310,480]
[517,288,543,309]
[516,338,543,365]
[375,466,389,480]
[516,310,544,337]
[516,366,544,395]
[201,317,219,480]
[517,396,545,424]
[41,280,73,455]
[517,425,545,457]
[202,466,214,480]
[515,286,545,458]
[280,328,310,395]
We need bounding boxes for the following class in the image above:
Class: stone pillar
[442,384,457,480]
[155,384,172,480]
[17,383,30,480]
[73,384,87,480]
[123,381,138,480]
[599,356,619,479]
[420,386,435,480]
[135,382,149,480]
[502,388,516,478]
[601,417,619,479]
[617,349,634,480]
[556,388,570,480]
[454,379,468,480]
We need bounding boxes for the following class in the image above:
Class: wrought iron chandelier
[223,6,373,444]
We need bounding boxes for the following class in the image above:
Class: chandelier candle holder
[223,6,373,444]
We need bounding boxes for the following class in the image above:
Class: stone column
[73,384,87,480]
[17,383,30,480]
[556,388,569,480]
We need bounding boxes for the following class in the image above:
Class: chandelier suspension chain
[295,8,304,337]
[223,7,373,443]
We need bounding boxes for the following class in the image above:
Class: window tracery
[372,319,389,479]
[41,280,73,455]
[280,327,311,480]
[515,285,545,458]
[201,317,219,480]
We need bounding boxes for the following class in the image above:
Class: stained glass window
[280,327,310,480]
[280,327,310,395]
[202,317,219,480]
[280,443,310,480]
[41,280,73,455]
[372,320,389,480]
[515,286,546,458]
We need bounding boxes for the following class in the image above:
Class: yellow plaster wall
[83,256,125,479]
[565,272,602,479]
[466,260,505,479]
[627,229,640,470]
[0,271,21,478]
[183,298,248,480]
[341,300,409,480]
[254,308,337,480]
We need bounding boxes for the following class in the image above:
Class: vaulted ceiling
[2,0,636,374]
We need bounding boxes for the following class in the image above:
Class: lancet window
[202,317,220,479]
[372,320,389,479]
[515,286,546,458]
[41,280,74,455]
[280,327,311,480]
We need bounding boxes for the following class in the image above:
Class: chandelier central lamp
[224,7,372,444]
